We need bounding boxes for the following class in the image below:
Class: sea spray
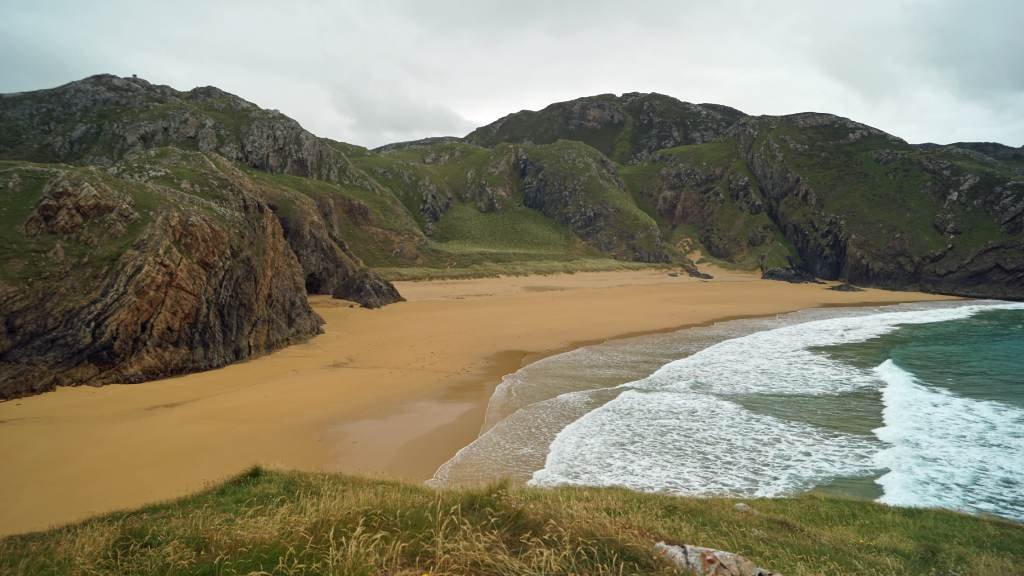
[873,359,1024,521]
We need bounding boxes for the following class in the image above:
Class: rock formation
[0,154,322,398]
[2,75,1022,398]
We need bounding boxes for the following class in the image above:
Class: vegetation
[378,258,666,281]
[5,76,1022,289]
[2,468,1021,576]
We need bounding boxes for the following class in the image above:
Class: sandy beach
[0,269,954,536]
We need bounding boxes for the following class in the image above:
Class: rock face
[0,75,366,185]
[466,92,744,163]
[0,155,322,399]
[0,75,402,307]
[637,145,784,265]
[3,76,1023,398]
[516,141,666,261]
[731,114,1024,299]
[655,542,780,576]
[266,188,402,308]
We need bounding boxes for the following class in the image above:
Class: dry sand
[0,268,954,536]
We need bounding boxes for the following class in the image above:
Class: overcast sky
[2,0,1021,148]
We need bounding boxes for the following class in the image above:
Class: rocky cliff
[3,76,1022,398]
[0,74,402,308]
[464,96,1023,299]
[0,151,322,398]
[730,113,1024,298]
[466,92,743,163]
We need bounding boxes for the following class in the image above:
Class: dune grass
[2,468,1022,576]
[376,258,668,281]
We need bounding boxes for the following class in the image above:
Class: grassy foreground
[2,469,1022,576]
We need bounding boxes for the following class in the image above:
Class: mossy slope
[2,468,1021,576]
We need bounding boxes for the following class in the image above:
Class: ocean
[431,300,1024,523]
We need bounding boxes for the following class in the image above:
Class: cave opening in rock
[305,274,322,294]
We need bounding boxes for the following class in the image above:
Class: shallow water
[431,301,1024,522]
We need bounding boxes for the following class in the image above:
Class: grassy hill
[2,468,1021,575]
[2,75,1022,397]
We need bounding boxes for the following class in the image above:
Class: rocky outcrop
[655,542,780,576]
[648,155,775,261]
[265,186,403,308]
[466,92,744,163]
[829,283,865,292]
[732,114,1024,299]
[0,74,370,187]
[0,161,322,399]
[516,142,667,262]
[761,267,822,284]
[1,76,403,308]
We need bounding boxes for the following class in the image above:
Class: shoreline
[0,268,956,536]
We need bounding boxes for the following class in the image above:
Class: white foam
[530,389,878,496]
[637,302,1024,397]
[530,301,1024,504]
[873,360,1024,521]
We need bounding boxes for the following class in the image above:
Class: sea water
[431,301,1024,522]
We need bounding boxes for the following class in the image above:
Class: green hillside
[2,74,1022,397]
[2,468,1021,576]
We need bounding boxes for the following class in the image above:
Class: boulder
[655,542,780,576]
[761,267,822,284]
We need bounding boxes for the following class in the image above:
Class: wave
[873,360,1024,522]
[529,302,1024,501]
[529,388,879,496]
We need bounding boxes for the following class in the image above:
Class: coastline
[0,268,956,536]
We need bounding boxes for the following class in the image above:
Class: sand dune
[0,269,953,536]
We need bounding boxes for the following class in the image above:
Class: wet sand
[0,269,954,536]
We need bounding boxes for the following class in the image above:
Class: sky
[2,0,1021,148]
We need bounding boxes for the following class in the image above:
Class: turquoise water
[822,308,1024,520]
[435,302,1024,523]
[825,309,1024,409]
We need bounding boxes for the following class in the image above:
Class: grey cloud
[0,0,1020,147]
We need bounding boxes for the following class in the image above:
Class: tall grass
[378,258,669,281]
[2,468,1022,575]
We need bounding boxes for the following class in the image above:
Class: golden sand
[0,269,954,536]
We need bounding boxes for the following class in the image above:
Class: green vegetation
[764,117,1018,262]
[0,161,160,286]
[2,468,1021,576]
[620,140,796,269]
[4,76,1020,290]
[378,258,665,281]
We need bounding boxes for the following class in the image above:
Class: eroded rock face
[0,161,322,399]
[516,143,667,262]
[466,92,745,163]
[731,115,1024,299]
[0,74,368,187]
[651,159,774,261]
[268,189,403,308]
[1,74,403,308]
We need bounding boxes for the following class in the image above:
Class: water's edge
[431,300,1024,522]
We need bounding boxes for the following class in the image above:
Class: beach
[0,269,954,536]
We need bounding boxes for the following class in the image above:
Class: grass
[0,161,162,286]
[377,258,666,281]
[2,468,1021,576]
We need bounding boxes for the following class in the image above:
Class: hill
[1,468,1021,575]
[1,75,1022,397]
